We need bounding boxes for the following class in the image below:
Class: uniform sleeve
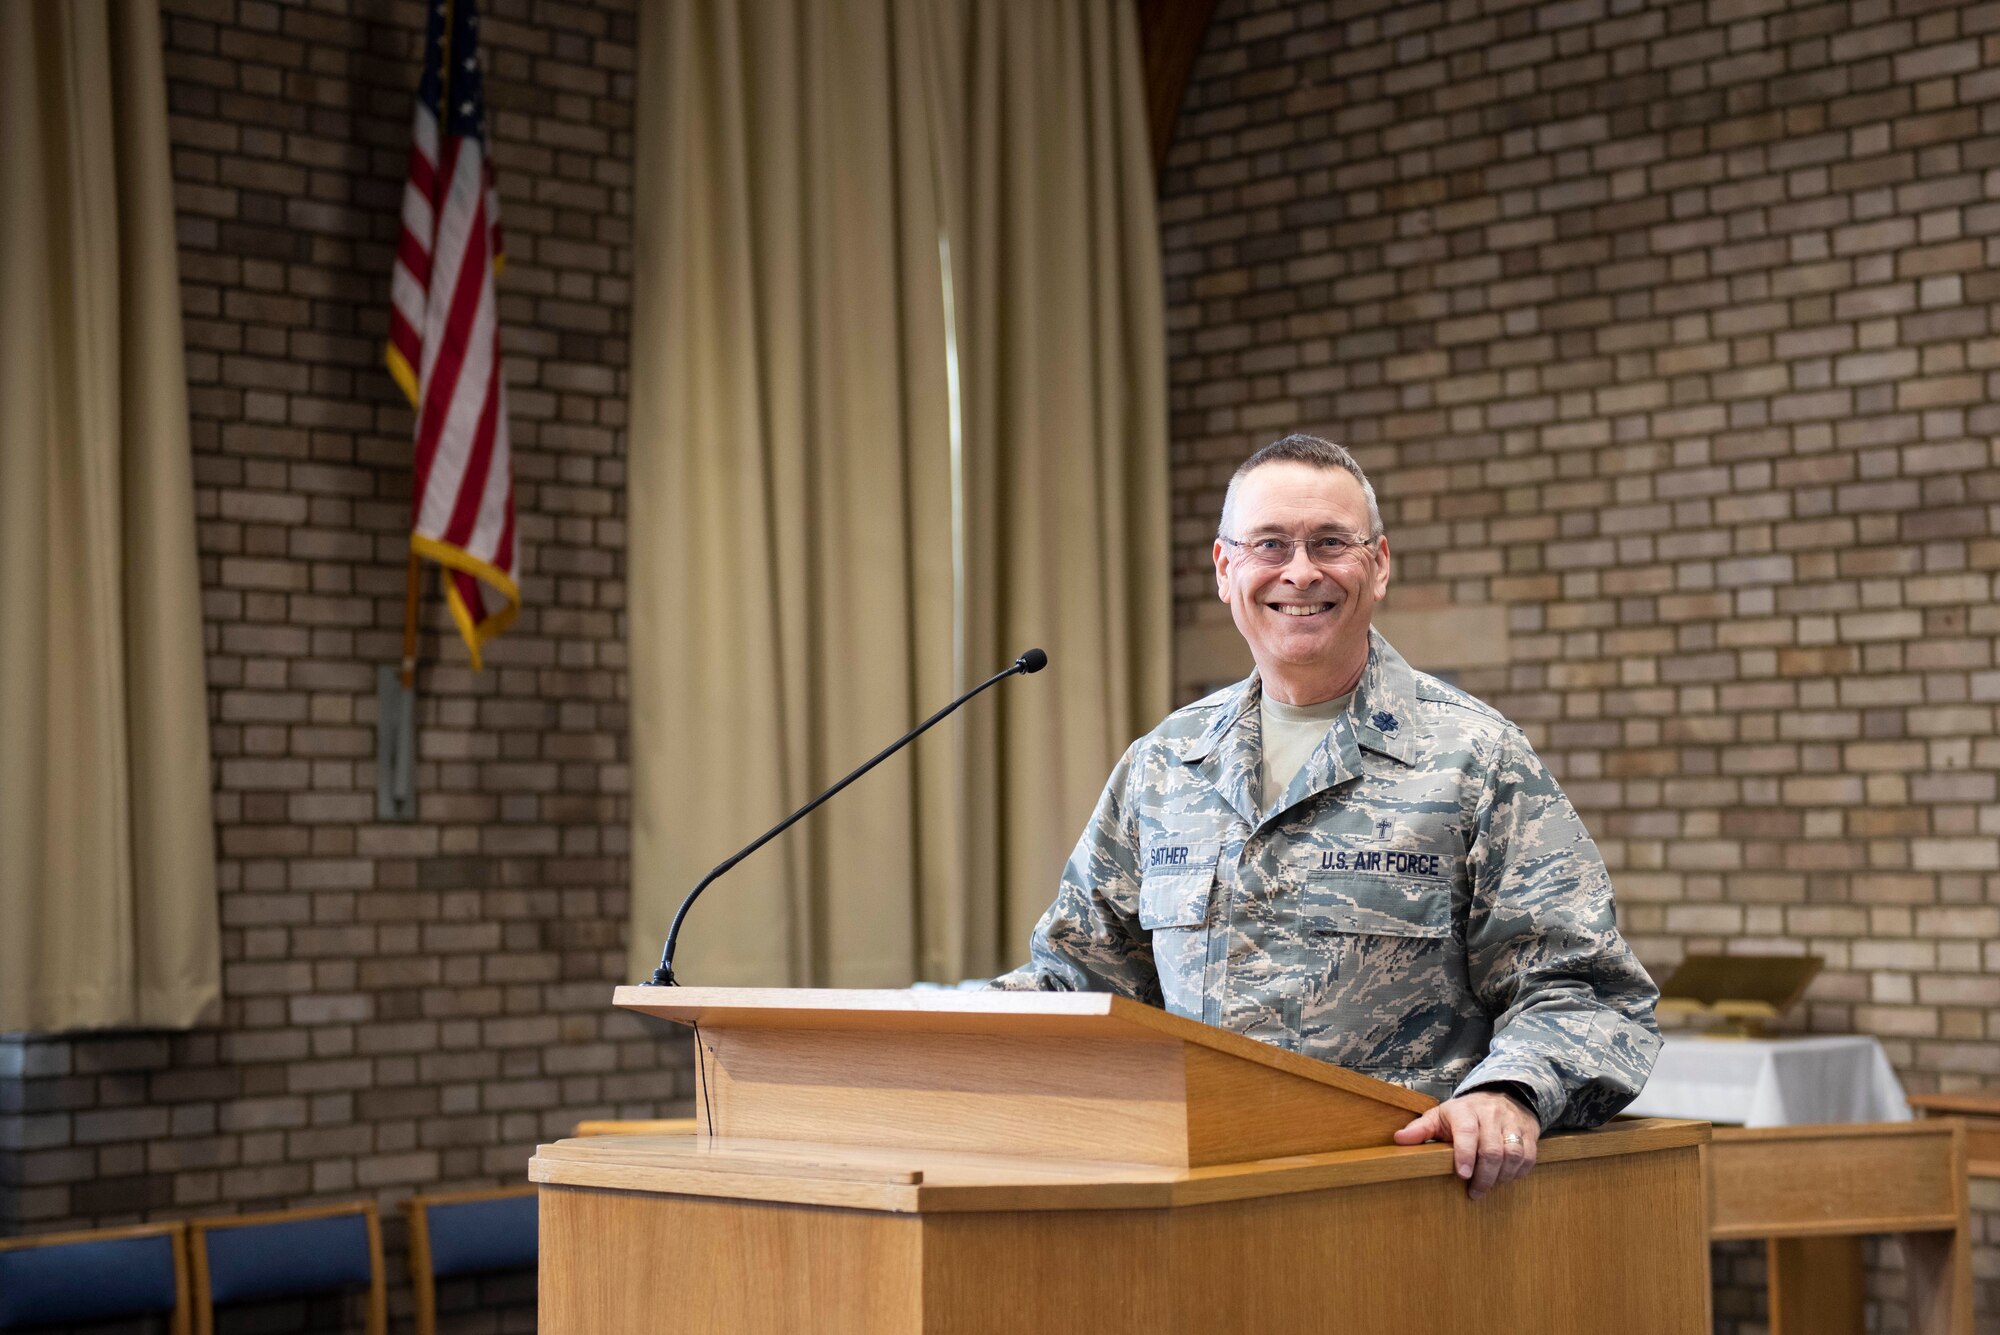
[1453,726,1661,1130]
[988,743,1162,1004]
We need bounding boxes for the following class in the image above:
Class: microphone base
[645,965,678,987]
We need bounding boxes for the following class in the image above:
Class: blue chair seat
[203,1212,373,1305]
[424,1193,537,1278]
[0,1230,179,1328]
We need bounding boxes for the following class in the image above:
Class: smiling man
[993,435,1661,1201]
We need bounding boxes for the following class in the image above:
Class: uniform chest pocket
[1293,871,1467,1075]
[1300,872,1452,939]
[1138,843,1220,930]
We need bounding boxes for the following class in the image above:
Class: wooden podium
[531,988,1711,1334]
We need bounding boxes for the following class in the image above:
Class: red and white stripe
[388,41,517,669]
[387,95,437,383]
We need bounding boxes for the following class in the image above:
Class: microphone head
[1016,648,1049,674]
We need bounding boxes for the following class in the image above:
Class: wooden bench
[1707,1122,1970,1335]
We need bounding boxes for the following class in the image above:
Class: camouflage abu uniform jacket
[993,631,1660,1130]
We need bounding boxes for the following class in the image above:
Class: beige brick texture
[1162,0,2000,1328]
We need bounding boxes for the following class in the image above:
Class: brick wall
[0,0,688,1325]
[6,0,1999,1327]
[1159,0,2000,1328]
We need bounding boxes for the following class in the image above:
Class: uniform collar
[1177,630,1418,767]
[1174,676,1262,825]
[1173,632,1419,826]
[1348,630,1418,766]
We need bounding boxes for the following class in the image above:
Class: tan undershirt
[1259,688,1353,816]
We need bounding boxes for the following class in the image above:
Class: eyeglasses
[1219,532,1376,568]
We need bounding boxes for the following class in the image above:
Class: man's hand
[1392,1089,1539,1201]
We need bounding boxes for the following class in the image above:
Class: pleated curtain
[0,0,222,1031]
[933,0,1174,962]
[627,0,1169,986]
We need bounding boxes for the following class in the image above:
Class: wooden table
[1706,1121,1971,1335]
[1909,1091,2000,1177]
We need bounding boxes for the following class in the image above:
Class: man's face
[1212,461,1391,704]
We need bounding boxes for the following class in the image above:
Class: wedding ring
[1503,1132,1524,1145]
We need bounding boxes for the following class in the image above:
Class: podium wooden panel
[533,988,1712,1334]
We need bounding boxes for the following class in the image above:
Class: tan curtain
[0,0,222,1031]
[929,0,1172,963]
[629,0,959,986]
[628,0,1168,985]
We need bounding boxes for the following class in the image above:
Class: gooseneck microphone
[646,648,1049,986]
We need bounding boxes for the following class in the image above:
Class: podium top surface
[613,985,1434,1115]
[530,1117,1712,1214]
[616,985,1147,1024]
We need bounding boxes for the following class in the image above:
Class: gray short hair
[1218,434,1383,539]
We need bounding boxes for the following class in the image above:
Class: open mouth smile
[1271,603,1334,618]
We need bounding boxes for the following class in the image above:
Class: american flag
[387,0,517,670]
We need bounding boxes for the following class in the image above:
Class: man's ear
[1372,535,1392,599]
[1213,538,1231,603]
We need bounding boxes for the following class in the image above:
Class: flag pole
[381,550,423,820]
[400,552,422,689]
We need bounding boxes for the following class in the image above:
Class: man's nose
[1281,542,1323,582]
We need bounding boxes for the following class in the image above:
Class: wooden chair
[188,1202,385,1335]
[402,1185,538,1335]
[0,1221,189,1333]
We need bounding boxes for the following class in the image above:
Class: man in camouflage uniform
[994,435,1659,1200]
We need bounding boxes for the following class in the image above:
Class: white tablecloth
[1623,1032,1911,1126]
